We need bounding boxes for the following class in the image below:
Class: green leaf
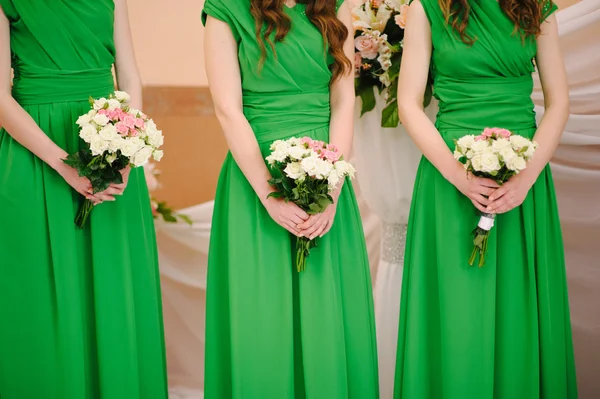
[381,99,399,128]
[359,88,376,116]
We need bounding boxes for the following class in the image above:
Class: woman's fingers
[471,199,488,213]
[309,220,329,240]
[303,219,326,239]
[319,220,332,237]
[477,177,500,188]
[297,214,320,230]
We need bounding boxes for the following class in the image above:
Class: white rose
[456,135,475,152]
[314,159,333,179]
[334,160,356,178]
[120,137,144,157]
[492,138,511,151]
[266,149,288,165]
[114,91,131,102]
[509,135,531,150]
[153,150,164,162]
[300,154,320,176]
[76,113,93,126]
[99,124,119,141]
[147,130,164,148]
[470,139,490,154]
[288,145,310,161]
[89,135,108,156]
[453,149,464,161]
[379,72,392,87]
[328,169,341,189]
[79,124,97,143]
[131,146,153,167]
[284,162,306,181]
[499,147,517,165]
[479,151,501,173]
[507,155,527,171]
[107,99,121,110]
[108,137,126,153]
[93,98,108,110]
[471,154,483,171]
[93,113,110,126]
[523,142,537,158]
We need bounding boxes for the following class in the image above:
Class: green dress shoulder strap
[336,0,345,12]
[541,0,558,22]
[0,0,17,20]
[202,0,245,41]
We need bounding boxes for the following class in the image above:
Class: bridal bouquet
[453,128,538,266]
[266,137,356,272]
[353,0,433,127]
[64,91,164,228]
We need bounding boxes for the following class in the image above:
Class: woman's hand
[95,166,132,203]
[55,163,104,203]
[264,197,309,236]
[297,203,338,240]
[450,166,499,212]
[486,172,536,214]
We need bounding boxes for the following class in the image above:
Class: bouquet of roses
[64,91,164,228]
[453,128,538,266]
[353,0,433,127]
[266,137,356,272]
[144,162,191,225]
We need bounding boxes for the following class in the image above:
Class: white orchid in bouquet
[453,128,538,267]
[64,91,164,228]
[266,137,356,272]
[353,0,433,127]
[143,163,192,225]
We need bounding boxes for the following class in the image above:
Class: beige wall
[127,0,208,86]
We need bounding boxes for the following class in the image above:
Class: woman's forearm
[398,100,463,184]
[522,101,569,182]
[0,94,68,170]
[116,72,142,111]
[329,95,354,159]
[216,111,275,203]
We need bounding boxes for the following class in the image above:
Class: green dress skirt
[0,1,167,398]
[394,1,578,398]
[202,0,379,398]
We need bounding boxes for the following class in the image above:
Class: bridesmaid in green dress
[394,0,577,398]
[202,0,378,397]
[0,1,167,398]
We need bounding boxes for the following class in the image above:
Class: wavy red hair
[439,0,554,44]
[250,0,351,80]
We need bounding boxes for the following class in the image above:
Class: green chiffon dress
[394,1,577,398]
[202,1,379,398]
[0,1,168,398]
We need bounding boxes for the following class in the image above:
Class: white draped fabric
[352,96,437,399]
[159,2,600,397]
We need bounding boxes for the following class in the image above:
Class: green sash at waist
[434,74,537,132]
[243,90,331,144]
[12,66,114,105]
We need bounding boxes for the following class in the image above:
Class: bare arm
[329,2,355,165]
[520,14,568,181]
[113,0,142,110]
[0,6,96,199]
[204,15,307,234]
[487,14,568,213]
[0,6,69,171]
[397,1,497,211]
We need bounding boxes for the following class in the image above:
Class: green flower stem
[74,199,94,229]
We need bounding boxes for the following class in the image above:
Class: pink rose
[107,109,120,121]
[300,137,314,147]
[123,114,136,129]
[355,36,379,60]
[323,150,340,162]
[134,118,145,129]
[116,122,129,135]
[97,109,109,115]
[395,5,410,29]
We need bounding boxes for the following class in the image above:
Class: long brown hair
[439,0,553,44]
[249,0,351,80]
